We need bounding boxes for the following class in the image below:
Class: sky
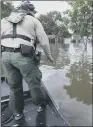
[12,1,71,17]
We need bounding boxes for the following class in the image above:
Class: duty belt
[1,46,20,53]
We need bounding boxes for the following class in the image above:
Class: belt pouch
[20,44,35,57]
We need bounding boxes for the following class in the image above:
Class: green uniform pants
[2,52,46,115]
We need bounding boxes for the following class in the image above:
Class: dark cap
[19,2,37,13]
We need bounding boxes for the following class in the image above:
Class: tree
[1,1,14,19]
[39,11,71,37]
[39,13,57,35]
[67,0,92,37]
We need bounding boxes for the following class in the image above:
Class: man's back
[1,9,53,62]
[1,15,38,48]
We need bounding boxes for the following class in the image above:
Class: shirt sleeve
[1,18,7,36]
[35,19,53,59]
[1,18,5,36]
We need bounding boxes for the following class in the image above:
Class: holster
[34,52,41,65]
[1,46,5,53]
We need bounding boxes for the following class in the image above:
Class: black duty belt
[1,46,20,53]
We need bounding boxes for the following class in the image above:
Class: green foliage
[67,0,92,37]
[1,1,14,19]
[39,11,71,37]
[39,13,57,35]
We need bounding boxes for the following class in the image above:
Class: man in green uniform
[1,2,54,126]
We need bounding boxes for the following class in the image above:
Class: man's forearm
[41,44,53,62]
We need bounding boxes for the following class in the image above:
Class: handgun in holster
[34,51,41,65]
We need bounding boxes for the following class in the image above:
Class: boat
[1,79,71,126]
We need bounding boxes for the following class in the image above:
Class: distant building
[47,35,64,43]
[47,35,56,39]
[71,34,81,43]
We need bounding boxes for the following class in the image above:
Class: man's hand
[47,56,54,63]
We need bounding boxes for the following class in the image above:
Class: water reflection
[64,42,92,105]
[64,62,92,105]
[48,40,92,105]
[41,38,92,126]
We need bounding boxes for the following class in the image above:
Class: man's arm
[1,19,4,36]
[1,18,7,36]
[34,19,54,63]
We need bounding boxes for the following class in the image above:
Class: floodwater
[40,38,92,126]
